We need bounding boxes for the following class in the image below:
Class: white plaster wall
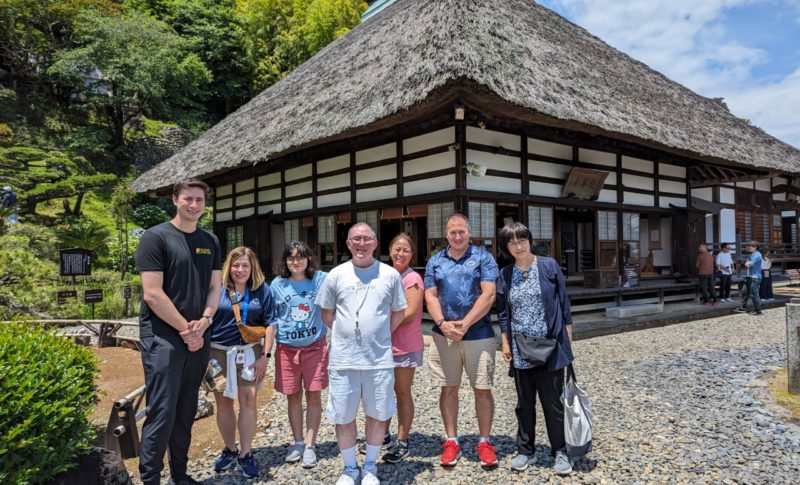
[356,166,396,184]
[579,148,616,167]
[720,208,736,243]
[403,151,454,177]
[621,156,653,173]
[774,193,787,201]
[597,189,617,203]
[258,203,281,215]
[259,188,281,202]
[623,192,654,206]
[317,173,350,191]
[235,193,254,206]
[660,180,686,195]
[403,128,454,154]
[357,185,397,203]
[285,181,312,198]
[774,177,788,185]
[466,127,520,150]
[468,175,521,194]
[622,173,654,190]
[356,143,395,165]
[466,150,519,172]
[659,164,686,178]
[216,211,233,222]
[691,187,713,201]
[285,163,312,181]
[216,198,232,210]
[317,154,350,174]
[285,198,312,213]
[660,196,686,208]
[705,214,714,244]
[258,173,280,186]
[529,181,562,198]
[235,179,254,192]
[755,179,771,191]
[652,217,672,267]
[528,138,572,160]
[404,175,455,197]
[528,160,571,179]
[318,192,351,208]
[217,184,233,197]
[720,187,735,204]
[236,208,255,219]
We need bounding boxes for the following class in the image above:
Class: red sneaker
[476,441,498,467]
[440,440,462,466]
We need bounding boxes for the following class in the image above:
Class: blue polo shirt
[747,251,763,278]
[424,244,499,341]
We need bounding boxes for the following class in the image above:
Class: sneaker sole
[285,455,302,463]
[441,450,462,467]
[383,453,408,464]
[214,460,237,472]
[302,461,318,469]
[480,459,498,468]
[240,466,259,479]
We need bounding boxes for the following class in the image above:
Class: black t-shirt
[134,221,221,339]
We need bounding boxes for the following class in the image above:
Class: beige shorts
[208,344,263,393]
[428,333,496,389]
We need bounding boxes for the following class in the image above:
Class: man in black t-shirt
[134,179,222,485]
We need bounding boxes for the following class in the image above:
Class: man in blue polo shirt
[735,240,763,316]
[424,212,499,468]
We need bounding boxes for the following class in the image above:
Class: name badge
[236,352,245,364]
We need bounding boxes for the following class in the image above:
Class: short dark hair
[278,240,318,279]
[498,222,534,257]
[173,179,210,199]
[720,243,730,250]
[748,240,760,250]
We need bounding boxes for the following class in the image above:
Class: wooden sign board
[560,168,610,201]
[57,290,77,304]
[60,248,92,277]
[123,285,132,299]
[84,289,103,304]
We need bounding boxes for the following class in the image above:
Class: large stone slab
[606,303,664,318]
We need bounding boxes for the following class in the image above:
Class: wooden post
[788,298,800,394]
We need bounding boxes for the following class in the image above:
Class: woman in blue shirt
[496,222,574,476]
[268,241,328,468]
[210,246,275,478]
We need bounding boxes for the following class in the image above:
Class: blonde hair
[222,246,266,290]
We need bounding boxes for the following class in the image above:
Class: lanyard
[236,287,250,324]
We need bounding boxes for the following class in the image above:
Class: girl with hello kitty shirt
[268,241,329,468]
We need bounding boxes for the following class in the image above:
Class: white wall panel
[605,172,617,185]
[623,192,654,206]
[755,178,771,191]
[579,148,616,167]
[660,180,686,194]
[720,187,735,204]
[235,179,254,192]
[403,128,454,154]
[691,187,713,201]
[774,177,787,185]
[529,181,562,198]
[236,208,255,219]
[285,181,312,198]
[216,198,232,210]
[528,160,571,180]
[622,173,654,191]
[652,217,672,267]
[216,211,233,222]
[285,198,312,213]
[468,175,521,194]
[621,156,653,173]
[258,173,280,187]
[466,150,519,172]
[597,189,617,203]
[660,196,686,208]
[317,154,350,174]
[720,209,736,243]
[259,188,281,202]
[467,127,520,150]
[357,166,396,184]
[528,138,572,160]
[258,203,281,215]
[317,192,351,208]
[356,143,395,165]
[357,185,397,203]
[774,193,786,201]
[285,163,312,182]
[404,175,455,197]
[705,214,714,244]
[318,173,350,191]
[235,193,254,206]
[404,151,454,177]
[659,164,685,178]
[217,184,233,197]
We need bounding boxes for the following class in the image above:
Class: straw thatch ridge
[132,0,800,192]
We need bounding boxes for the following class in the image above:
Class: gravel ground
[136,308,799,484]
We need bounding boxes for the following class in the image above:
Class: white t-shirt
[716,252,733,275]
[316,260,407,370]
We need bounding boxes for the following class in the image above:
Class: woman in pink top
[381,233,424,463]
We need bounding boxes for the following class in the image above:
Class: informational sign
[84,289,103,303]
[57,290,77,304]
[60,248,92,277]
[123,285,132,299]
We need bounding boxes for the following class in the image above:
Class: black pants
[759,270,773,299]
[718,274,732,299]
[138,333,209,484]
[512,365,565,457]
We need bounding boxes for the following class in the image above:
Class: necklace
[516,256,537,279]
[353,263,373,337]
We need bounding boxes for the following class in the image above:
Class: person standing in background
[695,244,717,306]
[735,241,763,316]
[716,243,734,303]
[759,248,774,302]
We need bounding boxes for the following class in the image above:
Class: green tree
[48,9,212,149]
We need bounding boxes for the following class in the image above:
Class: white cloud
[540,0,800,147]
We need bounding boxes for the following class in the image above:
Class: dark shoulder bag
[504,263,557,367]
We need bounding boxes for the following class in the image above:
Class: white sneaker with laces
[335,466,360,485]
[553,451,573,475]
[362,462,380,485]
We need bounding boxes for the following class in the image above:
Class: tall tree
[48,9,211,149]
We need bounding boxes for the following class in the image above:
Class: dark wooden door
[672,208,706,274]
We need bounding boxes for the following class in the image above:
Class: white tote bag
[562,364,593,457]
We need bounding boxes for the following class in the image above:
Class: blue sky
[537,0,800,149]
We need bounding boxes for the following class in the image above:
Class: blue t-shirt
[747,251,763,278]
[270,271,328,347]
[424,244,499,341]
[211,283,274,347]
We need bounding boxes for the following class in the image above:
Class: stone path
[160,308,800,484]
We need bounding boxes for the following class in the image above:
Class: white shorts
[325,368,396,424]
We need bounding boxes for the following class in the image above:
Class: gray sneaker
[335,465,360,485]
[553,451,572,475]
[285,443,305,463]
[510,453,536,471]
[302,446,318,468]
[362,462,380,485]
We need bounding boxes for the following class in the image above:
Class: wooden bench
[786,269,800,286]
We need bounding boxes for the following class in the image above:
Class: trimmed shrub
[132,203,168,229]
[0,323,99,484]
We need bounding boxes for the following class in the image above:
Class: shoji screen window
[597,210,618,269]
[469,201,495,255]
[318,215,335,266]
[528,205,553,256]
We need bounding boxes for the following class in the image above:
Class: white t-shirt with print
[716,252,733,275]
[316,260,407,370]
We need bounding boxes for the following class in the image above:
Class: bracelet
[436,319,445,327]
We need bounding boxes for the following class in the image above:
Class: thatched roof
[132,0,800,192]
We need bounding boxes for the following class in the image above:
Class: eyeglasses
[507,239,529,248]
[286,256,307,262]
[349,236,375,243]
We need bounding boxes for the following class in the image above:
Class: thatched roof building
[133,0,799,193]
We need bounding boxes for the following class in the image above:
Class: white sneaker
[553,451,572,475]
[362,462,380,485]
[335,466,360,485]
[302,446,317,468]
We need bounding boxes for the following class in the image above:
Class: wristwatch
[436,318,445,327]
[263,352,272,359]
[202,314,213,325]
